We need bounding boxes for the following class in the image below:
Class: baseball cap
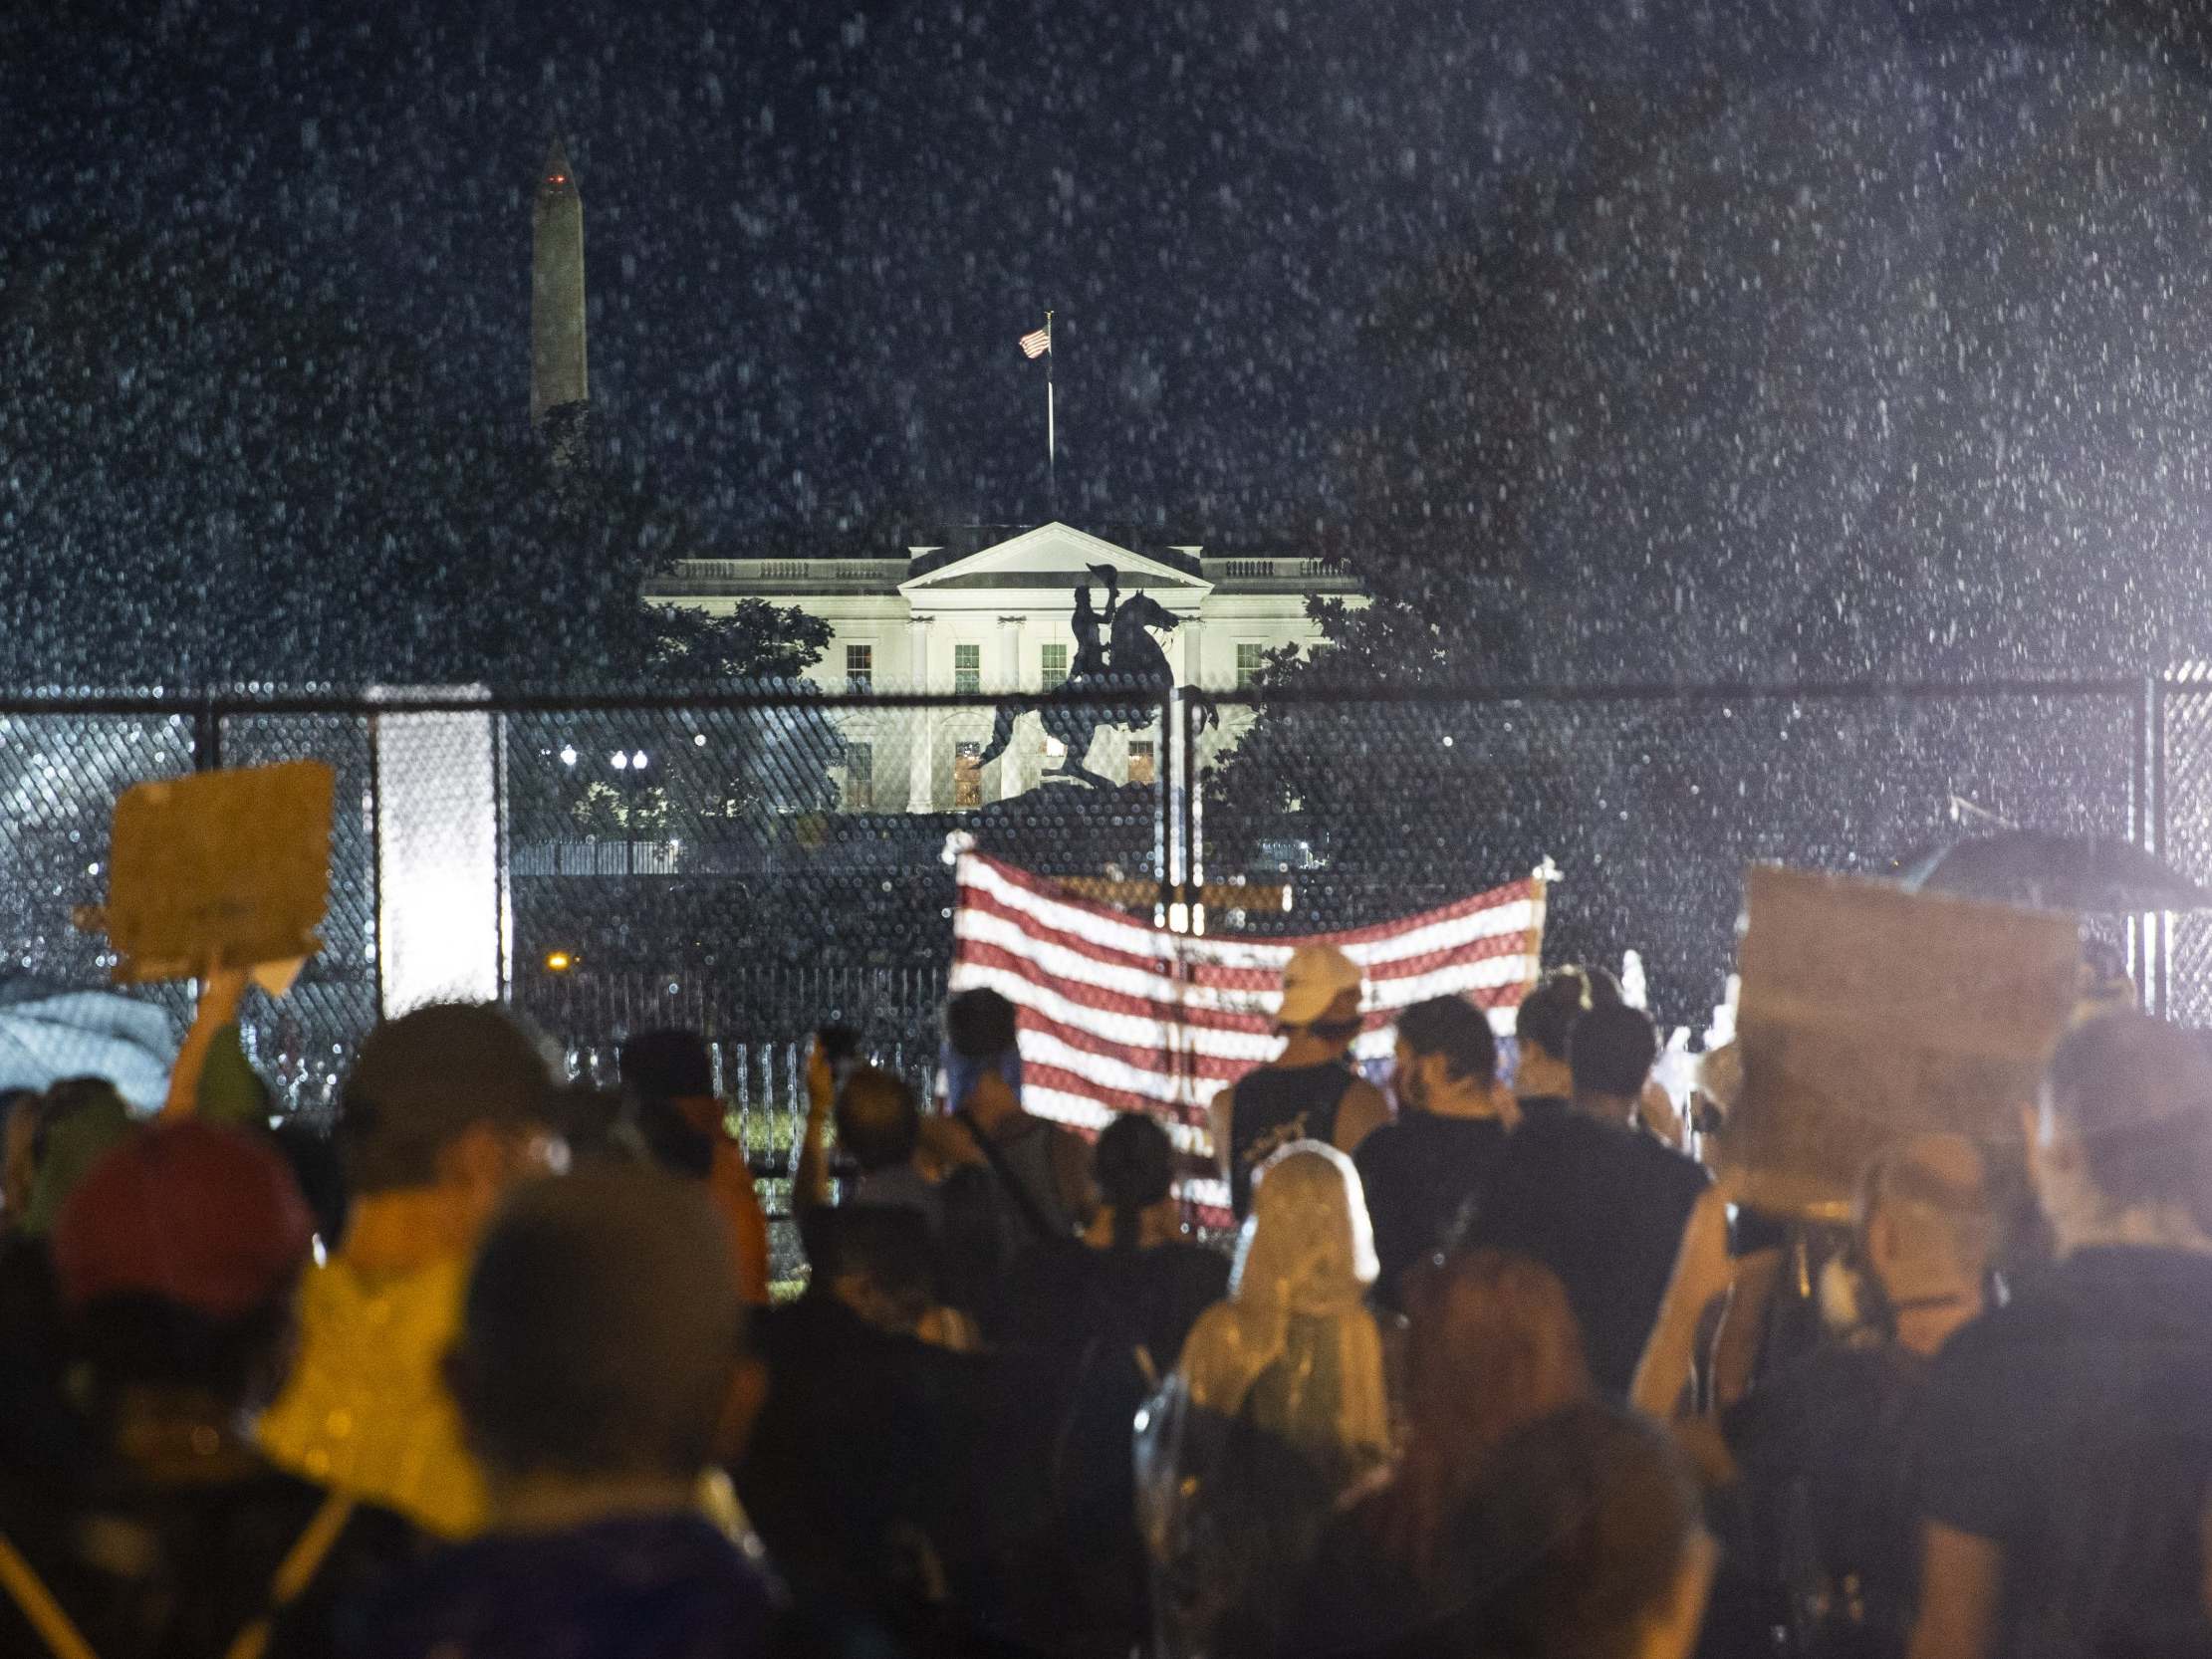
[1278,944,1363,1027]
[340,1003,559,1193]
[54,1120,313,1320]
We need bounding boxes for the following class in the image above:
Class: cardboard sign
[1713,865,2079,1220]
[96,761,335,985]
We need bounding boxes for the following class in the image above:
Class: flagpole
[1045,310,1057,518]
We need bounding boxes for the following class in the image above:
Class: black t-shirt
[1918,1246,2212,1658]
[1353,1113,1511,1312]
[1723,1339,1936,1659]
[1227,1063,1356,1219]
[989,1236,1229,1371]
[1458,1100,1710,1396]
[0,1458,419,1659]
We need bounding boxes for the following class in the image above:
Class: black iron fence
[2,675,2204,1164]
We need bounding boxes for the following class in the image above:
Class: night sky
[17,0,2212,680]
[5,0,2058,535]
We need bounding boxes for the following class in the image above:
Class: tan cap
[1278,943,1363,1027]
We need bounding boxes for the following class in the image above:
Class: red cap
[54,1121,314,1321]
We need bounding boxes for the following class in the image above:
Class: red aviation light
[548,173,568,184]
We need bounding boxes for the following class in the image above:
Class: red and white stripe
[1019,325,1052,358]
[947,853,1546,1226]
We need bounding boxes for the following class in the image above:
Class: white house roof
[897,522,1212,599]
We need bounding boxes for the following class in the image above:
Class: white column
[1178,614,1206,687]
[907,616,934,813]
[998,614,1027,800]
[372,704,502,1013]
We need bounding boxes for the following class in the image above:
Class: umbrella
[1893,831,2212,914]
[0,982,176,1110]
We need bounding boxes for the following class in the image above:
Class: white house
[645,521,1362,812]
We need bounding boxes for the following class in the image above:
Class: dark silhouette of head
[340,1003,557,1197]
[621,1028,719,1180]
[1515,968,1593,1069]
[1448,1400,1710,1659]
[1094,1111,1177,1249]
[947,987,1020,1062]
[1397,997,1500,1087]
[2038,1011,2212,1238]
[449,1164,742,1486]
[1570,1002,1660,1110]
[835,1066,920,1173]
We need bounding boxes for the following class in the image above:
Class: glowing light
[631,750,649,770]
[692,733,707,747]
[373,705,501,1011]
[559,745,578,767]
[545,950,573,972]
[610,752,628,771]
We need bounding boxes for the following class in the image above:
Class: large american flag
[947,852,1547,1226]
[1019,324,1053,359]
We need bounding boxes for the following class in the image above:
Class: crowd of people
[0,940,2209,1659]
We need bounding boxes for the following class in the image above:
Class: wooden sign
[1713,865,2079,1219]
[94,761,335,985]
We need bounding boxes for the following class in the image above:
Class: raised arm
[794,1038,837,1213]
[1630,1184,1733,1420]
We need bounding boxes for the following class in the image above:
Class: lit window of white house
[1041,643,1069,690]
[845,643,872,689]
[954,642,980,693]
[952,743,983,810]
[1128,740,1155,786]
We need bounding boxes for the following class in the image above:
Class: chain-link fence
[7,677,2210,1203]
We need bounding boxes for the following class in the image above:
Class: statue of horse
[977,590,1217,790]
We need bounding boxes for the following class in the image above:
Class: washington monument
[531,137,588,447]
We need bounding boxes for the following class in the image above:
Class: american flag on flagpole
[1019,324,1053,358]
[947,852,1547,1227]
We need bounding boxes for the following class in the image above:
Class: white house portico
[645,521,1362,812]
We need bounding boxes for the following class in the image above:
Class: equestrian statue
[976,565,1217,790]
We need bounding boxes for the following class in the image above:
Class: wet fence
[4,677,2209,1187]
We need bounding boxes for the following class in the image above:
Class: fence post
[1158,683,1179,925]
[193,697,223,775]
[2151,676,2169,1017]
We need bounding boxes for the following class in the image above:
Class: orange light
[545,950,573,972]
[549,174,567,184]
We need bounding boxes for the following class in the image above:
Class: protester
[355,1163,778,1659]
[1707,1133,1992,1659]
[0,1085,40,1227]
[796,1057,946,1256]
[1139,1141,1392,1659]
[1511,966,1591,1114]
[619,1027,771,1304]
[1460,1000,1718,1398]
[1299,1249,1592,1655]
[992,1110,1228,1364]
[0,1120,418,1659]
[738,1202,979,1635]
[260,1003,562,1538]
[1355,996,1517,1310]
[1452,1401,1714,1659]
[1211,945,1391,1219]
[1908,1013,2212,1659]
[939,987,1094,1245]
[0,1077,137,1491]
